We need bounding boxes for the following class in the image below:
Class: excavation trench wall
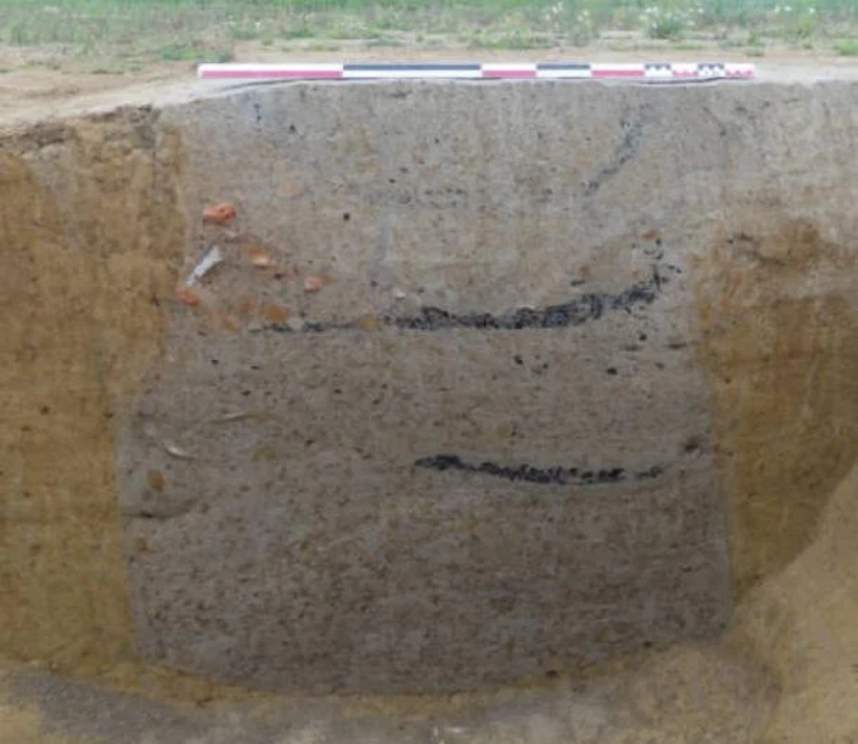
[1,81,858,695]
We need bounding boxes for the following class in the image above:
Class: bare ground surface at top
[2,41,858,130]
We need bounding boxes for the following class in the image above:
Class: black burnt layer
[414,454,665,487]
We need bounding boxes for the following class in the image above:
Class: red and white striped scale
[197,61,756,82]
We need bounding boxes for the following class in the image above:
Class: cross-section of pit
[2,78,858,743]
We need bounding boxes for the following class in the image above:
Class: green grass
[464,29,555,48]
[296,41,343,50]
[151,43,232,62]
[284,24,319,39]
[1,0,857,59]
[835,38,858,54]
[365,36,406,46]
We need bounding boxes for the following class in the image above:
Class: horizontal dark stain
[390,280,657,331]
[278,267,664,335]
[414,454,664,487]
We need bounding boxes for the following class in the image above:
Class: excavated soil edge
[0,107,185,680]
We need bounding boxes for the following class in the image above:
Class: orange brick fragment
[250,248,272,267]
[263,304,290,324]
[202,203,237,226]
[176,287,201,306]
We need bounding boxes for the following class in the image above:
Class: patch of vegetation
[365,36,406,46]
[284,24,318,39]
[467,30,555,49]
[231,25,262,41]
[645,8,687,40]
[299,41,344,51]
[744,30,765,55]
[0,0,856,58]
[835,39,858,55]
[155,43,199,62]
[155,42,232,63]
[790,14,818,41]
